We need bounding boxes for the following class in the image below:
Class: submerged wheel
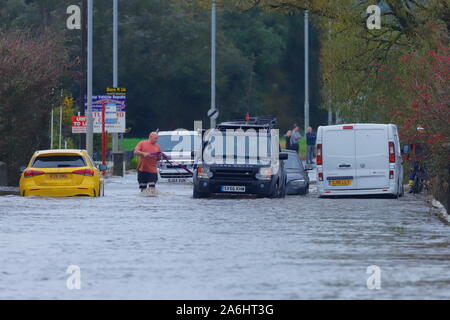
[269,180,280,198]
[398,180,404,197]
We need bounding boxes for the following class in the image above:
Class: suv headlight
[197,166,213,179]
[256,167,273,180]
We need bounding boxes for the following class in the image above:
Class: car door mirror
[304,164,313,171]
[19,166,26,173]
[98,164,108,171]
[279,153,288,160]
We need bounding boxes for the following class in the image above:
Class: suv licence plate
[168,178,187,183]
[221,186,246,192]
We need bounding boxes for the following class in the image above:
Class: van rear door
[354,126,389,189]
[323,127,356,190]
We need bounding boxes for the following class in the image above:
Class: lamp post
[304,10,310,132]
[86,0,94,156]
[112,0,119,153]
[210,0,217,129]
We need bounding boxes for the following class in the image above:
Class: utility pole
[59,89,63,149]
[304,10,310,133]
[210,0,217,129]
[327,21,332,125]
[328,107,332,125]
[112,0,119,153]
[80,0,87,149]
[50,108,54,149]
[86,0,94,156]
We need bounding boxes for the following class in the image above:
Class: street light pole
[80,0,87,150]
[50,108,54,149]
[210,0,216,129]
[59,89,63,149]
[86,0,94,156]
[112,0,119,153]
[59,103,62,149]
[327,22,332,125]
[304,10,310,133]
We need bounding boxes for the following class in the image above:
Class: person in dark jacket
[284,130,292,150]
[305,127,316,164]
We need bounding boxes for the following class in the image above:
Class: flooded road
[0,173,449,299]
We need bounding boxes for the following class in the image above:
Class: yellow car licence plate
[330,179,352,186]
[49,174,68,179]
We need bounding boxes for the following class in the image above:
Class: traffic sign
[84,95,126,133]
[72,116,86,133]
[207,108,219,119]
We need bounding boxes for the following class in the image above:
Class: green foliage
[0,30,71,185]
[123,138,144,151]
[130,155,140,170]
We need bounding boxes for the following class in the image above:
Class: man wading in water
[134,132,161,196]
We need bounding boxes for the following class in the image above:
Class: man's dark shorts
[138,171,158,189]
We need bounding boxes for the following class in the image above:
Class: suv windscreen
[32,155,86,168]
[204,131,273,163]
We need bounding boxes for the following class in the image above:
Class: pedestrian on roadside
[284,130,292,150]
[290,125,301,153]
[134,132,161,195]
[306,127,317,164]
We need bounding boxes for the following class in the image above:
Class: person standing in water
[305,127,317,164]
[134,132,161,195]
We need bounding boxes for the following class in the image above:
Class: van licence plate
[330,180,352,186]
[221,186,246,192]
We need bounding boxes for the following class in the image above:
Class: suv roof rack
[216,117,278,130]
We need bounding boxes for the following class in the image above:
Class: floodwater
[0,174,449,299]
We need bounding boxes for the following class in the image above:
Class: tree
[0,31,71,185]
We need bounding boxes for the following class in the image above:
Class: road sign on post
[101,102,108,174]
[207,108,219,120]
[72,116,87,133]
[83,94,126,133]
[106,87,126,177]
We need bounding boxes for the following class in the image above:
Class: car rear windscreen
[32,155,86,168]
[285,154,302,169]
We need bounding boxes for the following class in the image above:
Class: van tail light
[389,142,395,163]
[23,170,45,178]
[389,170,394,179]
[318,172,324,181]
[73,169,94,176]
[316,144,323,165]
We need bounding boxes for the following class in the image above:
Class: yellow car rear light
[72,169,94,176]
[24,170,45,178]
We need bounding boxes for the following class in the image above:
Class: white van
[316,124,404,197]
[157,130,201,183]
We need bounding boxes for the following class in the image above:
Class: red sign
[72,116,86,133]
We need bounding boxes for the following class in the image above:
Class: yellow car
[20,149,105,197]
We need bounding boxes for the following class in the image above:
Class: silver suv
[157,130,201,183]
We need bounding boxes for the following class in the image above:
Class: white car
[316,123,404,197]
[157,130,201,183]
